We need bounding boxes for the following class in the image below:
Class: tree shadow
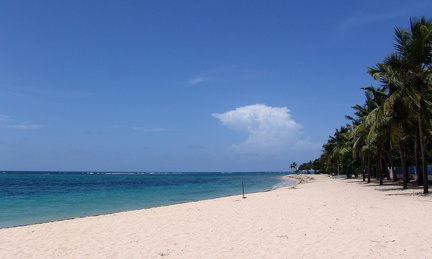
[341,177,428,197]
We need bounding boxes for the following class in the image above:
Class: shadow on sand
[342,176,430,197]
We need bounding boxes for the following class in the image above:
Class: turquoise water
[0,171,294,229]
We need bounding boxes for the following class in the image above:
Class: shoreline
[0,172,292,230]
[1,174,431,258]
[283,173,316,185]
[1,173,296,230]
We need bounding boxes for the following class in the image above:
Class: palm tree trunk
[399,143,408,189]
[414,126,423,185]
[337,159,340,176]
[391,166,398,182]
[418,96,429,194]
[383,158,390,181]
[376,162,380,180]
[367,153,371,184]
[378,158,383,185]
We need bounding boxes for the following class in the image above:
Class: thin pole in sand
[242,182,246,199]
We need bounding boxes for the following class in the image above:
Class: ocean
[0,171,294,229]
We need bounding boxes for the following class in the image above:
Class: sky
[1,0,432,172]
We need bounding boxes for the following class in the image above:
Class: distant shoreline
[0,172,293,229]
[1,178,298,230]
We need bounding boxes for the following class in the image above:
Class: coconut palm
[368,17,432,193]
[290,162,298,173]
[316,17,432,193]
[349,102,374,182]
[350,86,389,184]
[395,17,432,193]
[367,59,413,188]
[322,126,350,175]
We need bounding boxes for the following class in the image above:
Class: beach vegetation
[290,162,298,173]
[313,16,432,194]
[298,161,313,173]
[298,159,325,174]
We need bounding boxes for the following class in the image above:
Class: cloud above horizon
[212,104,321,158]
[3,123,43,130]
[133,127,172,132]
[5,85,92,100]
[188,77,208,86]
[338,4,423,35]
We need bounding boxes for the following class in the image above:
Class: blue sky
[1,1,431,172]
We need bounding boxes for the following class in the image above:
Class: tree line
[298,17,432,194]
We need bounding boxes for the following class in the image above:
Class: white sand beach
[1,174,431,258]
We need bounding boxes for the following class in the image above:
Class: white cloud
[338,6,420,35]
[212,104,321,157]
[5,85,92,99]
[4,123,43,130]
[188,144,205,150]
[188,77,208,86]
[133,127,172,132]
[188,65,247,87]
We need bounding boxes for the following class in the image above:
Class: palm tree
[322,126,350,175]
[369,17,432,193]
[348,103,372,182]
[350,86,388,184]
[395,17,432,193]
[316,17,432,193]
[368,55,415,189]
[290,162,298,173]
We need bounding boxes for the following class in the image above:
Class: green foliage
[289,162,298,172]
[313,16,432,192]
[298,161,312,173]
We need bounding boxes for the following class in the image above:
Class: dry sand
[1,174,432,259]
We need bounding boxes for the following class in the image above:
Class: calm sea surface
[0,171,294,229]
